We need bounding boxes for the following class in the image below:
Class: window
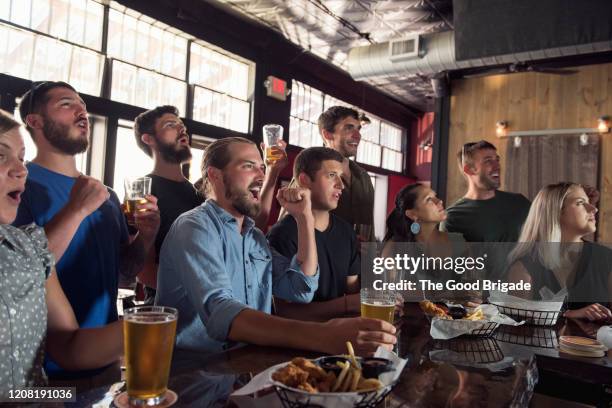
[1,0,104,50]
[107,5,187,79]
[289,80,406,172]
[190,42,252,133]
[0,23,104,95]
[110,60,186,113]
[113,120,153,200]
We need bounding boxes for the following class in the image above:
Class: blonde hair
[508,182,580,269]
[0,109,21,134]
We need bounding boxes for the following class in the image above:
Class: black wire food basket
[490,304,561,326]
[273,381,397,408]
[431,338,504,364]
[494,325,559,348]
[464,321,499,337]
[426,314,500,338]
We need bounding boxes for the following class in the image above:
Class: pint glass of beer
[262,124,283,164]
[360,288,396,324]
[123,306,178,406]
[123,176,151,226]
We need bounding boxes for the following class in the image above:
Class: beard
[478,172,500,190]
[157,138,192,164]
[223,173,260,218]
[42,116,88,155]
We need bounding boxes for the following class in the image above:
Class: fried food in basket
[272,342,384,393]
[419,300,452,319]
[420,300,485,321]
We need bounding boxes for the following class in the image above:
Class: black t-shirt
[517,242,612,309]
[442,190,531,242]
[149,174,204,258]
[267,214,360,301]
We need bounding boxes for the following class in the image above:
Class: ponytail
[383,183,422,243]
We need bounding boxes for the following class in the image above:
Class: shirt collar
[205,199,256,232]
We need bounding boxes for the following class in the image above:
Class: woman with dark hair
[384,183,459,245]
[383,183,475,303]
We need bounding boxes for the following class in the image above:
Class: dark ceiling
[207,0,454,110]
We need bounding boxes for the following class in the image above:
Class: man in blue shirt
[15,81,160,380]
[156,137,397,356]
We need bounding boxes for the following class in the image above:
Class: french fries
[274,342,384,394]
[464,308,484,321]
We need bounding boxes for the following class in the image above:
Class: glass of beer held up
[262,124,284,164]
[360,288,396,324]
[123,176,151,226]
[123,306,178,406]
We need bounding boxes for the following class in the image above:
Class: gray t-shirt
[0,224,54,396]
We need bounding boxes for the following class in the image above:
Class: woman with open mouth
[0,109,124,397]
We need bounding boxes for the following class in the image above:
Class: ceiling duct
[347,30,612,80]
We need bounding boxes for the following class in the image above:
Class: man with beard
[279,106,375,242]
[15,81,160,382]
[133,106,204,301]
[155,137,397,356]
[441,140,531,242]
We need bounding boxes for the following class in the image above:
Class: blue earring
[410,221,421,235]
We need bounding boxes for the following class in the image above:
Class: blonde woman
[508,182,612,322]
[0,109,123,395]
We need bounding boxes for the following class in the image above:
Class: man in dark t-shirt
[268,147,361,321]
[134,106,204,299]
[441,140,531,242]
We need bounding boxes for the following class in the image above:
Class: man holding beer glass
[156,137,396,356]
[15,81,160,381]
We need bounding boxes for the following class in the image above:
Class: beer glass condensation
[262,124,283,164]
[123,306,178,406]
[123,176,151,226]
[360,288,395,324]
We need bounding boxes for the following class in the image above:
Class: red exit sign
[265,75,289,101]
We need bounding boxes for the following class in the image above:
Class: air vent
[389,35,420,62]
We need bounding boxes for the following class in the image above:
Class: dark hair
[383,183,423,243]
[200,137,255,195]
[457,140,497,169]
[0,109,21,134]
[18,81,77,135]
[293,146,344,181]
[317,106,360,135]
[134,105,180,157]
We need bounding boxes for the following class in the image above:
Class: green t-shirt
[441,190,531,242]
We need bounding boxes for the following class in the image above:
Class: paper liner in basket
[230,347,407,408]
[430,304,523,340]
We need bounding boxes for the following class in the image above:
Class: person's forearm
[294,213,317,276]
[228,308,326,352]
[44,204,87,262]
[120,235,149,279]
[47,320,123,371]
[275,294,360,322]
[255,167,281,231]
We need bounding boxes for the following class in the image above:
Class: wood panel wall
[447,63,612,241]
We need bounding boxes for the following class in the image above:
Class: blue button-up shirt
[156,199,319,353]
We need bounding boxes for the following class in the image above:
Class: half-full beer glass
[262,124,283,164]
[123,306,178,406]
[123,176,151,226]
[360,288,395,324]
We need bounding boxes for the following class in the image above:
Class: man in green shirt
[441,140,531,242]
[279,106,375,241]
